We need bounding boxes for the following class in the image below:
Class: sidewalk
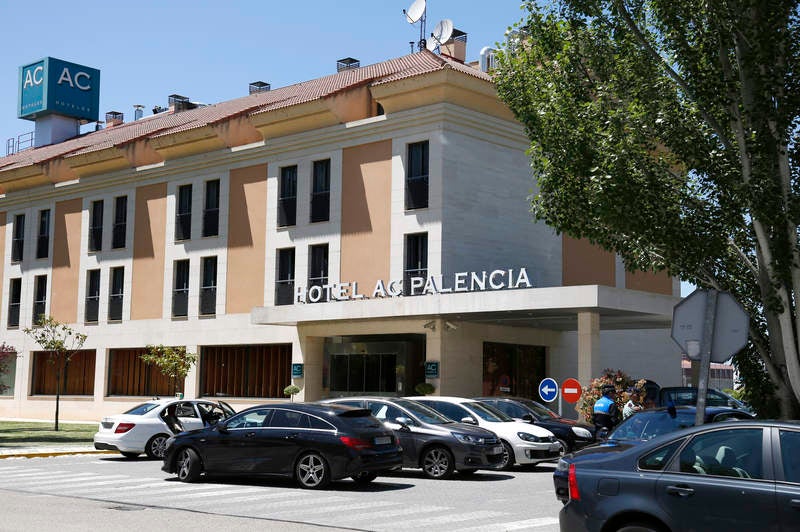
[0,444,111,459]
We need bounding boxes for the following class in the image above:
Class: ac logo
[22,66,92,91]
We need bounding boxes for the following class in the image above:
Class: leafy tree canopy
[140,345,197,395]
[495,0,800,417]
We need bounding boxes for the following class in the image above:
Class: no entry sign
[561,378,582,404]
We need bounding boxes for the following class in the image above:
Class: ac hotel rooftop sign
[293,268,532,304]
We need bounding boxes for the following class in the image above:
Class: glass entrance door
[330,353,397,393]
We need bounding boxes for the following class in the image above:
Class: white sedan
[93,398,235,459]
[408,396,562,469]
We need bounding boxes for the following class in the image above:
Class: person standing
[623,388,644,419]
[593,384,620,431]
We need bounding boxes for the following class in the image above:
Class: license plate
[492,445,504,454]
[374,436,392,445]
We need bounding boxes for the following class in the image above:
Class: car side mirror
[217,422,230,434]
[395,416,413,430]
[461,416,477,425]
[521,413,534,423]
[597,429,609,441]
[728,400,739,409]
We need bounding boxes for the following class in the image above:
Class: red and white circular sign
[561,378,582,404]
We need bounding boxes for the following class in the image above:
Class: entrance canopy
[252,284,678,330]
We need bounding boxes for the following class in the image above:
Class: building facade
[0,51,681,421]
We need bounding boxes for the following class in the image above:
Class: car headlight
[517,431,546,443]
[452,432,486,444]
[572,426,593,439]
[556,458,570,472]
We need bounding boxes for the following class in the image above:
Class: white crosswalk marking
[67,477,161,492]
[339,505,448,522]
[16,474,124,487]
[3,471,65,479]
[154,486,267,500]
[391,510,506,529]
[269,500,400,517]
[458,517,560,531]
[179,490,304,507]
[253,495,346,511]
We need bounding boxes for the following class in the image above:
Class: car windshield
[464,401,514,422]
[609,410,696,441]
[394,399,453,424]
[517,398,560,419]
[123,402,162,415]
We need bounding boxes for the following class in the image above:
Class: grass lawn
[0,420,96,447]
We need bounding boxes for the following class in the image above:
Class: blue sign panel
[291,363,304,378]
[18,57,100,122]
[539,377,559,403]
[424,361,440,379]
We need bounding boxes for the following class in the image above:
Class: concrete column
[577,311,600,385]
[94,348,107,402]
[184,345,200,399]
[297,334,324,402]
[423,319,443,396]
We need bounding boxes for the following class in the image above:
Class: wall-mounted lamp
[444,321,458,331]
[423,321,437,331]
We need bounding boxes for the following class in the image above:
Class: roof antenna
[403,0,427,51]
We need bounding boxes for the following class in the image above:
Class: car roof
[406,396,475,404]
[240,402,366,416]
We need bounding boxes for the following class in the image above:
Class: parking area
[0,454,561,531]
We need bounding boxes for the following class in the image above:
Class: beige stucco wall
[51,198,83,323]
[562,235,615,287]
[226,164,267,313]
[131,183,166,319]
[340,140,392,291]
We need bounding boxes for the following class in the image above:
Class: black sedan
[475,396,595,452]
[321,396,504,478]
[162,403,403,489]
[553,420,800,532]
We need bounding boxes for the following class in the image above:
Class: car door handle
[245,432,257,438]
[790,499,800,509]
[284,433,299,440]
[666,485,695,497]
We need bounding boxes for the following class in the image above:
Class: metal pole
[695,289,718,427]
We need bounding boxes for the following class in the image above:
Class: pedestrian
[623,388,644,419]
[593,384,620,432]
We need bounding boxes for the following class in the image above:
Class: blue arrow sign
[539,377,559,403]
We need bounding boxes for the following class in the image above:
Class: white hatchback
[408,396,562,469]
[93,398,235,459]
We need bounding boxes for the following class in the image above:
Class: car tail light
[339,436,372,450]
[115,423,135,434]
[568,463,580,501]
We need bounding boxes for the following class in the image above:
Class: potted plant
[284,384,301,402]
[414,382,436,395]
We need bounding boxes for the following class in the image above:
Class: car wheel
[499,441,515,470]
[616,522,663,532]
[296,452,331,489]
[145,433,170,459]
[351,471,378,484]
[557,438,570,456]
[176,447,202,482]
[120,452,140,459]
[421,446,455,479]
[457,468,477,475]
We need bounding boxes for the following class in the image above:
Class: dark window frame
[310,159,330,223]
[172,259,190,318]
[7,278,21,328]
[85,269,101,324]
[32,274,47,326]
[108,266,124,322]
[175,184,193,241]
[278,165,298,227]
[11,214,25,263]
[405,140,429,210]
[202,179,220,238]
[308,244,329,302]
[112,196,127,249]
[36,209,50,259]
[275,247,295,305]
[199,256,217,316]
[89,200,104,252]
[404,232,428,296]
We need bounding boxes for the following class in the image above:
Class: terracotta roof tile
[1,51,491,170]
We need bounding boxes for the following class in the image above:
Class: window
[85,269,100,323]
[7,278,21,328]
[11,214,24,263]
[638,440,683,471]
[108,266,124,322]
[31,350,95,395]
[112,196,127,249]
[172,259,190,317]
[89,200,103,252]
[310,159,330,223]
[404,232,428,295]
[779,430,800,484]
[32,275,47,326]
[175,184,192,241]
[278,165,297,227]
[0,348,16,396]
[202,179,220,237]
[200,256,217,316]
[308,244,329,302]
[107,348,171,396]
[405,140,429,210]
[330,354,397,393]
[36,209,50,259]
[677,428,763,479]
[275,248,295,305]
[200,344,292,398]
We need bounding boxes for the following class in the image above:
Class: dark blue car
[553,419,800,532]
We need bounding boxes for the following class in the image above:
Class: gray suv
[320,397,504,479]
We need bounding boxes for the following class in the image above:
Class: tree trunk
[54,364,61,432]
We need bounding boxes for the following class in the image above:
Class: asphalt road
[0,454,562,531]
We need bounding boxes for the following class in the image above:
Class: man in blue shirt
[593,384,621,431]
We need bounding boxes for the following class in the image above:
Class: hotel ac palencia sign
[293,267,532,303]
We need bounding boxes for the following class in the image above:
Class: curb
[0,450,116,459]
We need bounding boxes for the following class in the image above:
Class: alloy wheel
[422,448,452,478]
[297,453,327,488]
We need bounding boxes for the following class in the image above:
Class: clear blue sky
[0,0,527,145]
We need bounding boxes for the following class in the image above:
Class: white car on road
[408,396,562,469]
[93,398,235,459]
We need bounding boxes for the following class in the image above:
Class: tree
[24,317,87,430]
[0,342,17,395]
[494,0,800,417]
[283,384,301,402]
[139,345,197,397]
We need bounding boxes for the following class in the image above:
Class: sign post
[671,289,749,426]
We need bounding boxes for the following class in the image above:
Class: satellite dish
[405,0,426,24]
[426,38,438,51]
[431,18,454,45]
